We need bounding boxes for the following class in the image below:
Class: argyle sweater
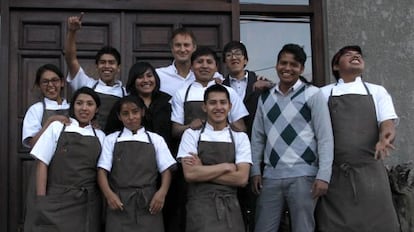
[250,81,333,182]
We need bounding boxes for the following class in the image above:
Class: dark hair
[170,27,197,46]
[126,62,161,97]
[35,64,64,86]
[191,46,219,65]
[277,43,307,66]
[203,84,230,103]
[95,46,121,65]
[277,44,311,84]
[331,45,363,81]
[222,41,249,62]
[105,96,145,133]
[69,87,101,119]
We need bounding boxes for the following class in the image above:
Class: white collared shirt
[177,122,252,164]
[171,80,249,124]
[22,98,70,148]
[321,76,398,124]
[67,67,125,97]
[156,61,224,96]
[275,78,303,95]
[97,127,176,173]
[30,118,105,165]
[229,71,248,100]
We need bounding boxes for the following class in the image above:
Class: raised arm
[65,13,84,78]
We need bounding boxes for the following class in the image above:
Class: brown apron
[93,82,125,130]
[186,125,245,232]
[183,84,206,125]
[316,83,399,232]
[106,129,164,232]
[24,100,70,232]
[32,126,102,232]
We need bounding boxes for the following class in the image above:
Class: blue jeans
[254,176,317,232]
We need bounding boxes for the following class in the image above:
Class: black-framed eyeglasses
[40,78,61,86]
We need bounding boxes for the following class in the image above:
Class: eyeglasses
[40,78,61,86]
[224,50,244,59]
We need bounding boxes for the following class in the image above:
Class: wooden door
[5,6,231,231]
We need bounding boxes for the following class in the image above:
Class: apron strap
[184,84,192,103]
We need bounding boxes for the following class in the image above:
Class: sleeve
[152,133,176,173]
[374,85,399,124]
[170,90,185,124]
[66,66,96,91]
[30,121,63,165]
[234,132,252,164]
[309,89,334,183]
[250,98,266,177]
[176,129,199,160]
[97,133,116,171]
[22,103,43,147]
[227,87,249,123]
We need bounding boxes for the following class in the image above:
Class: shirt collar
[275,78,303,94]
[121,127,145,136]
[337,76,362,84]
[229,71,248,82]
[43,97,68,106]
[68,117,92,129]
[205,122,230,131]
[98,78,122,87]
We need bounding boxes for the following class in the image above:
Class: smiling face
[224,49,247,78]
[203,91,231,128]
[192,54,218,86]
[118,102,143,133]
[38,70,65,102]
[333,50,365,81]
[171,34,197,64]
[73,93,98,127]
[276,52,304,90]
[135,68,156,97]
[96,54,121,86]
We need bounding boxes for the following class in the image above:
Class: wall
[325,0,414,164]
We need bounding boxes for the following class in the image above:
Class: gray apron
[106,129,164,232]
[186,125,245,232]
[183,84,206,125]
[316,83,399,232]
[32,126,102,232]
[24,100,70,232]
[93,82,125,130]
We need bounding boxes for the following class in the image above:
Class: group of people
[20,12,400,232]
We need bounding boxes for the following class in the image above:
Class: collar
[275,78,303,94]
[43,97,68,106]
[205,122,230,131]
[97,78,123,87]
[68,117,93,129]
[229,71,248,82]
[337,76,362,84]
[121,127,145,136]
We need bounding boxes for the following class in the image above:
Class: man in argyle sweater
[251,44,333,232]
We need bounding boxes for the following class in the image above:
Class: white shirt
[156,62,224,96]
[177,123,252,164]
[321,77,398,124]
[67,67,125,97]
[98,127,176,173]
[22,98,70,148]
[171,80,249,124]
[229,71,249,100]
[30,118,105,165]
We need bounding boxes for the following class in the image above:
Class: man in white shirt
[316,45,399,232]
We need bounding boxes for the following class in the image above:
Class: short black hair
[203,84,230,103]
[331,45,363,81]
[222,41,249,62]
[191,46,218,65]
[95,46,121,65]
[277,43,307,66]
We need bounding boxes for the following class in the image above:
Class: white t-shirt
[30,118,105,165]
[177,123,252,165]
[156,62,224,97]
[171,80,249,124]
[22,98,70,148]
[98,127,176,173]
[321,77,398,124]
[67,67,125,97]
